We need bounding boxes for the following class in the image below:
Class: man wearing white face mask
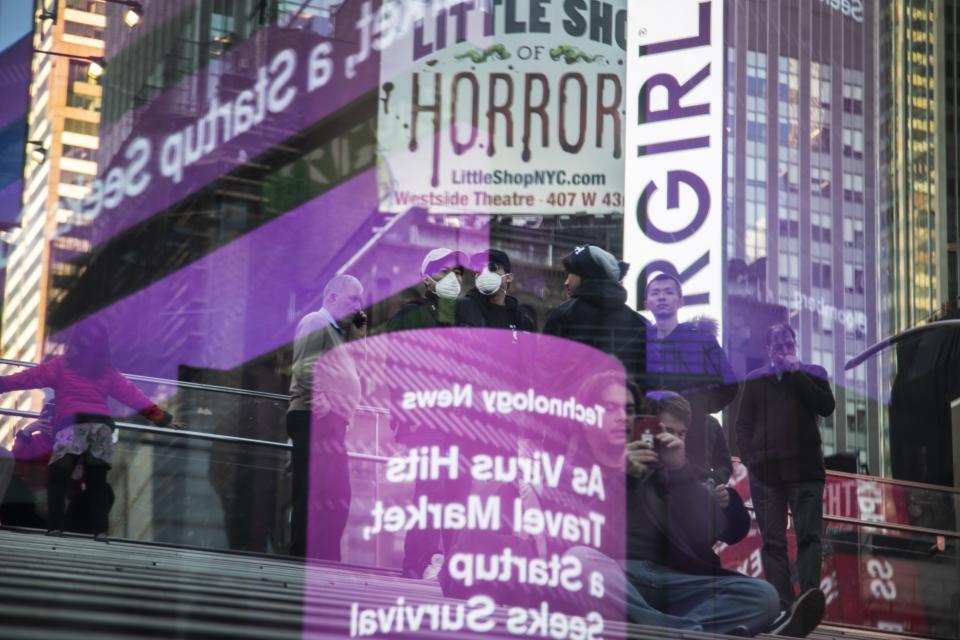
[387,248,466,332]
[456,249,536,332]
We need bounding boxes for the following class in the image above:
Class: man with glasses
[736,323,835,627]
[287,274,366,559]
[456,249,535,333]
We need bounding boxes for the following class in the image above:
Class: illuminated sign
[306,329,629,637]
[378,0,626,214]
[624,0,724,330]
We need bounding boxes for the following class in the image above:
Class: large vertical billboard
[0,2,34,228]
[377,0,626,214]
[623,0,724,326]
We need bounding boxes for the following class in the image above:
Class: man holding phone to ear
[736,323,835,625]
[287,274,366,559]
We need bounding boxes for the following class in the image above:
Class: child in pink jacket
[0,322,182,539]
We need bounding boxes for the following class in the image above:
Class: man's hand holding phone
[627,416,686,475]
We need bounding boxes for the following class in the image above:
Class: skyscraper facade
[0,0,104,444]
[724,0,879,472]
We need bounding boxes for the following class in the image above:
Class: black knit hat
[471,249,512,273]
[562,245,629,282]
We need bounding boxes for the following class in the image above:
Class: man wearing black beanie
[544,245,648,383]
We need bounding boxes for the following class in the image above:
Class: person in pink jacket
[0,322,182,539]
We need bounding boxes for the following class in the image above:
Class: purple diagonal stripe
[55,168,491,384]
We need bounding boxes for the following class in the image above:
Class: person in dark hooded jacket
[644,272,738,477]
[543,245,648,383]
[456,249,535,332]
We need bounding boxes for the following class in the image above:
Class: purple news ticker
[82,2,380,249]
[306,328,628,638]
[52,169,490,389]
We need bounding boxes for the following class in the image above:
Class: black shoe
[726,625,751,637]
[93,532,109,543]
[45,529,63,537]
[770,588,825,637]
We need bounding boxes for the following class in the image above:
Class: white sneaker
[422,553,444,580]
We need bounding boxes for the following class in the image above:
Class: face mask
[475,268,504,295]
[433,272,461,299]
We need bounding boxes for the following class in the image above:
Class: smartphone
[633,415,663,447]
[352,311,367,328]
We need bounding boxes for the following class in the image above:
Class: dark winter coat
[386,292,455,331]
[543,280,648,382]
[627,465,751,575]
[455,289,536,332]
[735,363,836,483]
[646,318,738,472]
[702,415,734,484]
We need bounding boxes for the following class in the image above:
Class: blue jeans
[569,547,779,635]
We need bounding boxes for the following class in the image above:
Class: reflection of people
[387,249,471,578]
[544,245,647,382]
[0,322,182,540]
[535,381,808,636]
[620,392,801,636]
[287,274,365,559]
[736,323,835,614]
[644,272,738,477]
[456,249,535,332]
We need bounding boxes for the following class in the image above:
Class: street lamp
[32,49,107,80]
[104,0,144,29]
[39,0,143,29]
[27,140,47,164]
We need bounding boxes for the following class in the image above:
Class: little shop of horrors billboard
[377,0,627,214]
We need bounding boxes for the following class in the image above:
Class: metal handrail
[821,513,960,540]
[2,360,957,539]
[0,356,390,412]
[845,318,960,370]
[6,406,958,539]
[0,406,391,463]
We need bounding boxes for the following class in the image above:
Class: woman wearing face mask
[387,248,466,332]
[455,249,536,332]
[386,247,470,579]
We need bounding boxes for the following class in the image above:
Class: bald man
[287,274,366,559]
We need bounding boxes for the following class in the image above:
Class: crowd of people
[0,242,835,637]
[290,244,837,637]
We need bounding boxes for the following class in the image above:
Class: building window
[843,128,864,159]
[65,0,105,13]
[64,118,99,136]
[62,144,96,161]
[64,21,104,40]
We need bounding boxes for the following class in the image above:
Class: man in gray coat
[287,274,365,559]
